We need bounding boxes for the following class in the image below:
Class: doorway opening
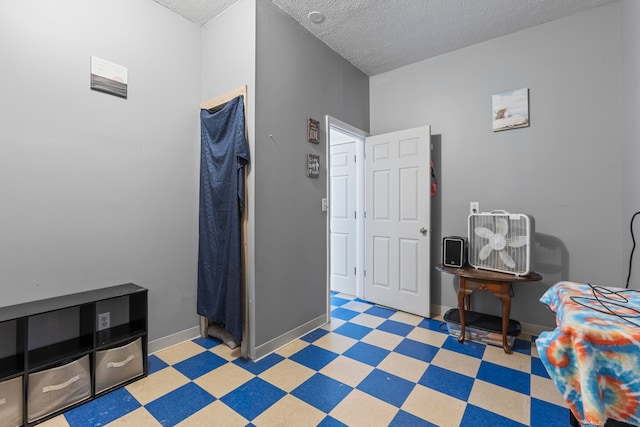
[326,118,432,320]
[326,117,367,304]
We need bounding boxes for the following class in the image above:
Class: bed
[536,281,640,427]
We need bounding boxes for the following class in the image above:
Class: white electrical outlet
[98,312,110,331]
[470,202,480,214]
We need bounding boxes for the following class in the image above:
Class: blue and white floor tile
[39,292,569,426]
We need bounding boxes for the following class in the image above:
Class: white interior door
[330,141,356,294]
[365,126,431,317]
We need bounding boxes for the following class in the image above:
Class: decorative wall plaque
[307,153,320,178]
[308,118,320,143]
[90,56,128,99]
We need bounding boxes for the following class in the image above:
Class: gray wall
[370,3,623,329]
[622,1,640,286]
[0,0,202,342]
[253,1,369,355]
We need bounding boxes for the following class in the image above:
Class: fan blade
[496,218,508,236]
[508,235,527,248]
[499,250,516,268]
[479,244,493,260]
[475,227,494,239]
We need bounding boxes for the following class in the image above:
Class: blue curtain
[197,95,249,343]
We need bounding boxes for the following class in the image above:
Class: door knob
[420,227,428,235]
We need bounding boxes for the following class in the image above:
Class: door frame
[325,116,367,317]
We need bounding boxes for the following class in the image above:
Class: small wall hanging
[492,88,529,132]
[307,153,320,178]
[90,56,128,99]
[308,118,320,143]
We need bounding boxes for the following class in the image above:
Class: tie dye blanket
[536,281,640,427]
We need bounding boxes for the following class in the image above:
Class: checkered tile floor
[40,292,569,427]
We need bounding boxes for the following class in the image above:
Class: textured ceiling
[153,0,616,76]
[152,0,239,24]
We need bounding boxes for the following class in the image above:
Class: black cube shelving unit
[0,283,148,426]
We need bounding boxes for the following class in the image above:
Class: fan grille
[468,213,534,275]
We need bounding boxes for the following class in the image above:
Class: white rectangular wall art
[307,153,320,178]
[90,56,128,99]
[492,88,529,132]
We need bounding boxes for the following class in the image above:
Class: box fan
[468,210,534,275]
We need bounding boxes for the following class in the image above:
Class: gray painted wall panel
[0,0,201,342]
[370,4,623,328]
[254,1,369,347]
[621,1,640,287]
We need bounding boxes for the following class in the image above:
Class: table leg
[496,288,512,354]
[457,289,466,344]
[457,278,472,344]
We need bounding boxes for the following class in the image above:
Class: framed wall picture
[308,118,320,143]
[492,88,529,132]
[307,153,320,178]
[90,56,128,99]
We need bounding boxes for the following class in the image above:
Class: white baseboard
[148,326,200,355]
[148,314,328,361]
[430,303,451,318]
[146,309,554,359]
[252,314,327,361]
[520,321,553,338]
